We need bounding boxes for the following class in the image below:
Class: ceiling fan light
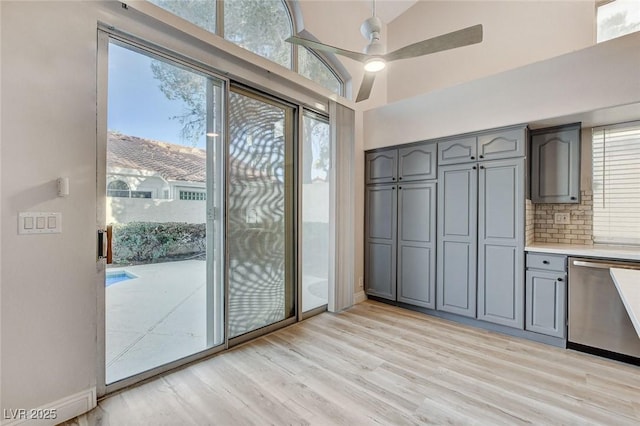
[364,58,386,72]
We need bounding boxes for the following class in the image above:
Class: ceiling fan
[286,0,483,102]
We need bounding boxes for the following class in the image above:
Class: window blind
[592,121,640,245]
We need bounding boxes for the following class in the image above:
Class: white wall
[364,32,640,149]
[0,0,365,420]
[1,0,100,415]
[386,0,596,103]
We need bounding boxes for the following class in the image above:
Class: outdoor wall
[107,198,206,224]
[386,0,595,103]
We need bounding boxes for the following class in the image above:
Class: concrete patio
[106,260,327,384]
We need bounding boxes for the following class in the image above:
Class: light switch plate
[19,212,62,234]
[554,212,570,225]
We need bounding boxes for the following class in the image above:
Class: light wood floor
[67,300,640,425]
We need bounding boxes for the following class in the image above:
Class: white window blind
[592,121,640,245]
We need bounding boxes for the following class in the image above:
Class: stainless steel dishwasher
[568,257,640,362]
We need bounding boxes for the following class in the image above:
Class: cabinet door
[366,150,397,184]
[477,127,526,161]
[437,137,477,165]
[398,143,437,181]
[531,124,581,203]
[365,184,397,300]
[477,158,525,328]
[525,270,566,338]
[437,164,477,317]
[397,182,436,308]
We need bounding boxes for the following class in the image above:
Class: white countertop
[525,243,640,262]
[610,268,640,339]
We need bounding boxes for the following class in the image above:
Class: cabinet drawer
[526,253,567,272]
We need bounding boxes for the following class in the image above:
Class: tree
[598,11,640,42]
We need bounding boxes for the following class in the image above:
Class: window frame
[147,0,346,96]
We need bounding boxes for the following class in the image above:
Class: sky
[108,43,207,149]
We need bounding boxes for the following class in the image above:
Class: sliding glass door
[101,34,328,390]
[227,87,296,339]
[301,111,331,312]
[104,41,225,384]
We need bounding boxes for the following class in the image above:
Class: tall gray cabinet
[436,125,527,328]
[365,142,437,308]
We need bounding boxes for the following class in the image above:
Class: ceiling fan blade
[356,72,376,102]
[384,24,483,62]
[285,36,369,63]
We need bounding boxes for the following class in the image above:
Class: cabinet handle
[398,177,403,180]
[571,196,577,200]
[392,186,396,190]
[399,186,402,190]
[480,165,485,169]
[479,155,484,159]
[392,177,396,181]
[472,166,477,170]
[543,260,550,264]
[557,278,564,282]
[470,156,475,160]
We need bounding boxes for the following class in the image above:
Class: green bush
[112,222,206,264]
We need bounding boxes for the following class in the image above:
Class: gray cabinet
[437,136,477,165]
[530,123,581,203]
[525,253,567,338]
[365,142,437,306]
[437,128,526,328]
[397,182,436,308]
[398,144,437,181]
[366,142,437,184]
[365,184,397,300]
[477,159,525,328]
[438,125,526,166]
[366,150,397,184]
[436,163,478,317]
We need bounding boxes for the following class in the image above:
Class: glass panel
[302,111,331,312]
[228,88,295,338]
[224,0,292,68]
[597,0,640,42]
[298,48,342,95]
[106,42,224,384]
[148,0,216,34]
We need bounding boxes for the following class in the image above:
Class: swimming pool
[106,270,137,287]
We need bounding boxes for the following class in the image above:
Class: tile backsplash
[532,190,593,245]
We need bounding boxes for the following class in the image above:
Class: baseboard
[2,387,96,426]
[354,290,367,304]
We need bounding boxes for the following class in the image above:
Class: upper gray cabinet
[530,123,581,204]
[366,150,398,184]
[478,127,526,161]
[437,136,477,165]
[438,125,527,165]
[398,144,437,181]
[366,142,436,184]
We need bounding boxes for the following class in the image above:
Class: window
[131,191,153,199]
[147,0,345,95]
[298,48,342,96]
[592,121,640,245]
[107,180,130,197]
[597,0,640,42]
[224,0,292,69]
[180,190,206,201]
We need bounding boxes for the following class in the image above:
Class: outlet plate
[554,212,570,225]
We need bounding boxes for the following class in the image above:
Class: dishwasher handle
[572,259,640,271]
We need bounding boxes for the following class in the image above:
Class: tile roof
[107,131,271,182]
[108,131,206,182]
